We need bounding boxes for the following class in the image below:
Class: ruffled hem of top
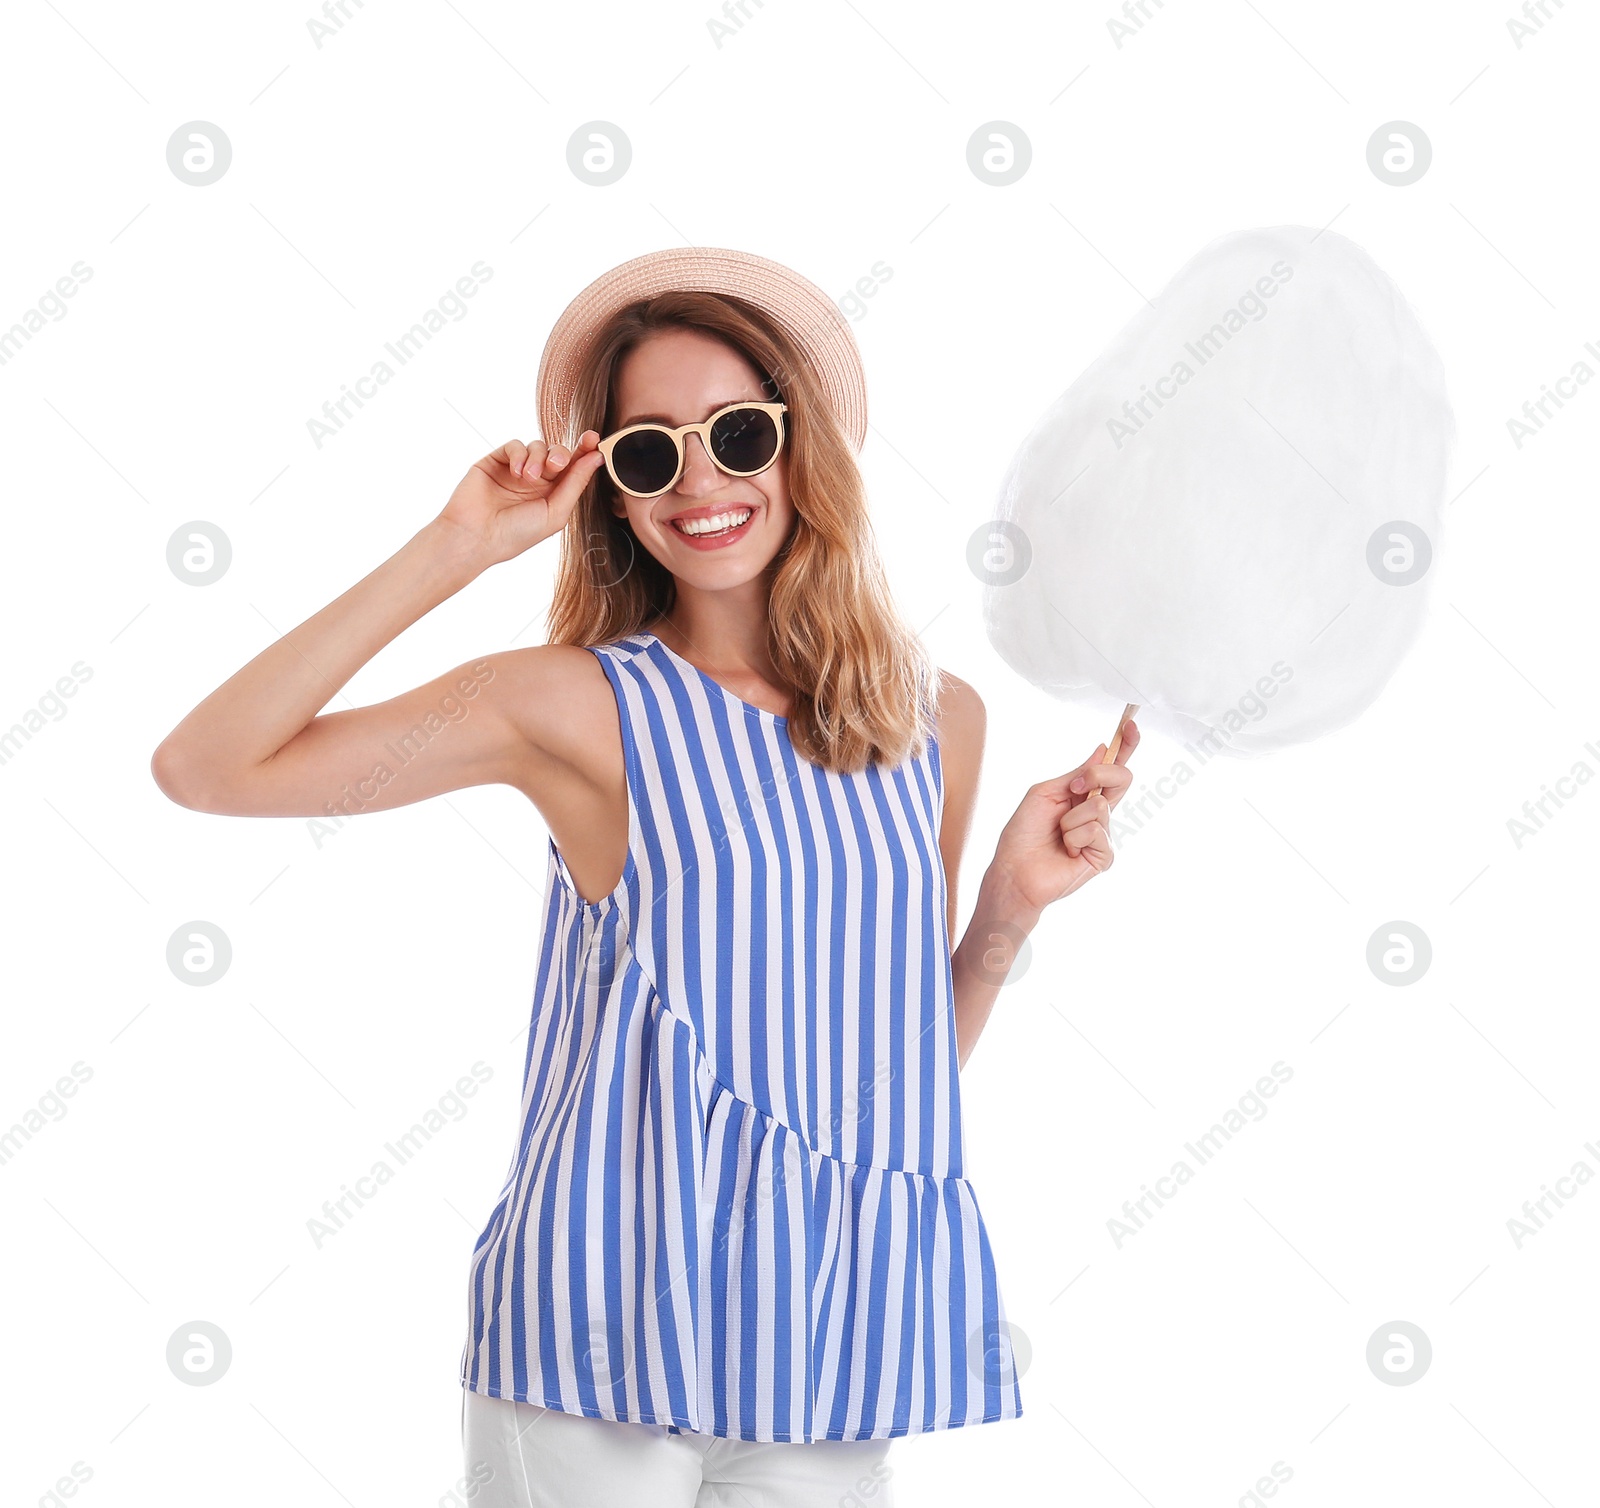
[664,1075,1025,1441]
[460,980,1024,1443]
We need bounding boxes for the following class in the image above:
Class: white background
[2,1,1597,1504]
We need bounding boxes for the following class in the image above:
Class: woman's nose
[676,432,722,492]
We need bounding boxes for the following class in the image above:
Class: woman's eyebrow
[616,397,756,428]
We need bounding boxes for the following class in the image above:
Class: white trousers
[460,1388,896,1508]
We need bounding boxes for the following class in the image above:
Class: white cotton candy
[983,225,1454,754]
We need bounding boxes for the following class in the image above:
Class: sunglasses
[597,400,788,500]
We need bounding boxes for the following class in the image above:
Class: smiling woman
[151,244,1137,1508]
[546,280,936,772]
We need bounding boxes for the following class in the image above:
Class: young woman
[152,248,1137,1508]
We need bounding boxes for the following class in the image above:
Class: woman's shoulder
[929,666,985,789]
[487,633,653,686]
[932,667,985,743]
[471,642,629,768]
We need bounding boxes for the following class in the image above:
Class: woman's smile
[662,500,759,549]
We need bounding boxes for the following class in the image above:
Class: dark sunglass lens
[609,428,679,493]
[709,407,779,474]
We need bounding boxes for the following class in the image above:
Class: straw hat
[535,246,868,453]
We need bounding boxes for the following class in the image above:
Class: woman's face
[606,326,794,591]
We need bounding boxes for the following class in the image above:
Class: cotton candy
[983,225,1454,754]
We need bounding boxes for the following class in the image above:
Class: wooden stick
[1086,703,1138,797]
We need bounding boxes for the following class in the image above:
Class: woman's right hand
[438,432,607,568]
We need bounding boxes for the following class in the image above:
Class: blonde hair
[545,290,938,774]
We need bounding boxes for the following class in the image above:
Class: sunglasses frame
[597,400,788,500]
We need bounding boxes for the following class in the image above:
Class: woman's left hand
[991,722,1140,913]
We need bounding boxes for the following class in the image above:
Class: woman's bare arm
[151,435,606,821]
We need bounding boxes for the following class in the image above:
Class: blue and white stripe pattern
[460,631,1022,1442]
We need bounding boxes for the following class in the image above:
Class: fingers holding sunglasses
[442,434,606,567]
[489,433,600,488]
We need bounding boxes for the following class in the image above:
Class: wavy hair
[544,290,938,774]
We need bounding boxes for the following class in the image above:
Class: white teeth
[674,508,751,537]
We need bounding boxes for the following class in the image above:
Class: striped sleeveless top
[459,631,1022,1442]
